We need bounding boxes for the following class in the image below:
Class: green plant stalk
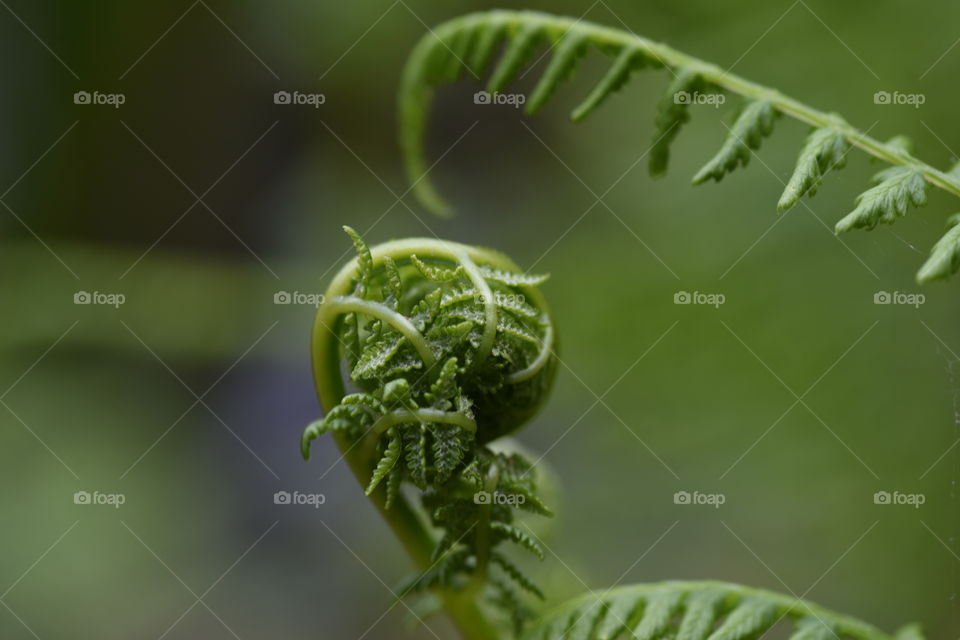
[404,10,960,203]
[312,238,548,640]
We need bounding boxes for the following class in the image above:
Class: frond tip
[917,213,960,283]
[521,581,913,640]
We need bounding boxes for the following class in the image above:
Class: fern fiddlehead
[398,9,960,283]
[305,228,557,637]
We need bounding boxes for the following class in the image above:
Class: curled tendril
[304,227,557,629]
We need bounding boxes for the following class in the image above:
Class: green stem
[312,238,543,640]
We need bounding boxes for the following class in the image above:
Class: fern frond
[649,69,705,177]
[522,581,902,640]
[411,254,463,282]
[382,256,403,308]
[693,100,777,185]
[492,552,545,599]
[479,265,549,287]
[571,47,652,122]
[399,10,960,281]
[527,32,589,115]
[917,213,960,283]
[488,22,544,93]
[835,166,927,233]
[778,126,849,211]
[365,428,402,495]
[491,521,545,560]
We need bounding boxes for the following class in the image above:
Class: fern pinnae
[571,46,646,122]
[366,428,402,495]
[488,21,544,93]
[649,68,705,177]
[917,213,960,283]
[834,165,928,233]
[631,588,683,640]
[708,598,779,640]
[526,32,589,115]
[778,125,850,211]
[470,17,509,75]
[677,590,725,640]
[692,99,777,185]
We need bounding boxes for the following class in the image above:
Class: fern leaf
[792,618,840,640]
[366,428,402,495]
[693,100,777,185]
[917,213,960,283]
[594,592,643,640]
[411,254,463,282]
[492,552,544,599]
[893,624,925,640]
[470,16,509,74]
[572,47,646,122]
[649,69,704,177]
[426,357,460,409]
[676,589,724,640]
[632,589,683,640]
[835,166,927,233]
[479,265,549,287]
[351,331,406,380]
[491,522,545,559]
[778,126,849,211]
[385,466,402,508]
[343,226,373,294]
[522,581,901,640]
[441,22,477,83]
[497,314,542,345]
[527,33,588,115]
[488,22,544,93]
[432,425,467,483]
[708,598,778,640]
[382,256,402,308]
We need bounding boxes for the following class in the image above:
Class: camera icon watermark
[873,91,925,109]
[274,490,326,508]
[273,90,326,108]
[873,490,924,508]
[674,290,725,308]
[74,290,126,308]
[73,90,126,108]
[473,490,526,506]
[873,290,924,308]
[73,490,126,508]
[674,91,725,108]
[473,90,526,109]
[273,290,325,307]
[673,490,725,508]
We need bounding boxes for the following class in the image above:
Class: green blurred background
[3,1,960,638]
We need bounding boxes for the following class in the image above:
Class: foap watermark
[477,292,526,306]
[673,490,725,508]
[74,291,126,308]
[274,490,326,508]
[74,90,125,108]
[473,490,526,506]
[874,290,924,308]
[274,290,325,307]
[674,91,725,107]
[873,490,925,508]
[274,90,326,108]
[873,91,925,108]
[674,291,726,308]
[74,490,126,508]
[474,90,526,108]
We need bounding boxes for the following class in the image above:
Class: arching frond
[398,10,960,282]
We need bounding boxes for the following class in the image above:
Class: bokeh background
[3,1,960,638]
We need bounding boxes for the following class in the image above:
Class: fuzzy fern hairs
[398,9,960,283]
[305,228,557,636]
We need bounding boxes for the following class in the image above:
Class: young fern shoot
[398,9,960,283]
[305,228,557,637]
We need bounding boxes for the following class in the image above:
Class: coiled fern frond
[306,228,558,634]
[520,581,921,640]
[398,9,960,283]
